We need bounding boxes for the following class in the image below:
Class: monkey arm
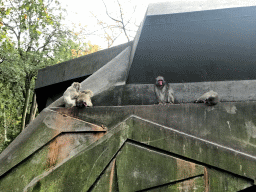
[71,91,80,99]
[167,86,174,103]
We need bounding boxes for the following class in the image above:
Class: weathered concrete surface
[92,159,118,192]
[54,102,256,157]
[90,79,256,107]
[24,120,127,192]
[35,41,133,89]
[116,142,204,191]
[5,115,252,191]
[0,108,106,177]
[129,6,148,69]
[47,46,132,109]
[53,106,134,129]
[128,116,256,183]
[0,132,106,192]
[146,176,205,192]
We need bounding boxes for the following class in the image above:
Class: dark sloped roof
[35,41,133,89]
[127,2,256,84]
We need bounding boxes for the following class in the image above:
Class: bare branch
[101,0,121,24]
[91,12,116,47]
[117,0,129,41]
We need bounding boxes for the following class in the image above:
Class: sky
[60,0,256,49]
[60,0,166,49]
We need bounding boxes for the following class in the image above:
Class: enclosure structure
[1,1,256,191]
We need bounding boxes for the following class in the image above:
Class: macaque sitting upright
[63,82,81,108]
[154,76,174,104]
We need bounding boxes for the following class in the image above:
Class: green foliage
[53,38,100,63]
[0,0,70,153]
[0,61,24,151]
[0,0,100,153]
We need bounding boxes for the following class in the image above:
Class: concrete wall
[91,79,256,107]
[0,104,255,191]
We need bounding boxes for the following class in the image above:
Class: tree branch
[101,0,121,23]
[117,0,129,42]
[37,29,57,52]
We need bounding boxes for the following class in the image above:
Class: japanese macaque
[76,90,93,108]
[154,76,174,104]
[63,82,81,108]
[194,90,219,106]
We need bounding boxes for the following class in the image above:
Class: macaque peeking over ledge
[194,90,219,106]
[154,76,174,105]
[76,90,93,108]
[63,82,81,108]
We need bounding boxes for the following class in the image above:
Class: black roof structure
[127,1,256,84]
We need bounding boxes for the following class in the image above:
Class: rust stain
[176,179,195,192]
[101,124,107,130]
[93,132,106,141]
[45,111,105,132]
[176,159,196,179]
[46,134,74,168]
[56,107,79,119]
[204,167,209,192]
[176,159,196,191]
[53,113,74,132]
[109,158,116,192]
[45,108,107,168]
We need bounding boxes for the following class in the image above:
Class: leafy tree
[0,0,100,153]
[53,37,100,63]
[1,0,71,130]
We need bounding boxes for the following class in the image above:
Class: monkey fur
[76,90,93,108]
[154,76,174,104]
[194,90,219,106]
[63,82,81,108]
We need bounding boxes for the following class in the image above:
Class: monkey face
[76,90,93,108]
[155,76,165,87]
[83,101,87,107]
[72,82,81,92]
[158,79,163,86]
